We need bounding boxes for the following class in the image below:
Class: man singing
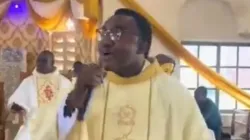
[64,8,211,140]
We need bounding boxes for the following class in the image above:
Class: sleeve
[7,78,30,112]
[161,74,213,140]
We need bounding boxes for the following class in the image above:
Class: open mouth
[104,52,111,56]
[102,51,113,57]
[101,52,113,60]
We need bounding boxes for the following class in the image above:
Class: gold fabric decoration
[27,0,70,31]
[161,63,174,74]
[33,0,57,2]
[79,0,102,39]
[79,19,97,39]
[76,0,84,4]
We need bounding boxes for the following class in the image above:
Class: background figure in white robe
[7,51,73,140]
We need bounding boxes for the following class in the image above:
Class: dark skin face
[73,64,83,77]
[194,87,207,105]
[36,52,55,74]
[98,15,145,77]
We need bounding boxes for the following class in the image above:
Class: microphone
[77,88,93,121]
[63,88,93,121]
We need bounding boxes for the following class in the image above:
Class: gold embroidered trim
[101,82,110,140]
[161,63,174,74]
[147,79,152,139]
[106,60,163,85]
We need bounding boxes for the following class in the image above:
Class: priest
[63,8,212,140]
[8,51,74,140]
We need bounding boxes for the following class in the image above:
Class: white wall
[179,0,250,42]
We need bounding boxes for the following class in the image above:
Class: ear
[136,40,148,55]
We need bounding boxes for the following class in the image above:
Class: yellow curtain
[120,0,250,108]
[79,19,97,39]
[76,0,84,4]
[79,0,102,39]
[84,0,101,20]
[27,0,70,31]
[33,0,57,2]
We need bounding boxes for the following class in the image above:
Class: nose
[99,37,114,49]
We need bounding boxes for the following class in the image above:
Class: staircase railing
[120,0,250,108]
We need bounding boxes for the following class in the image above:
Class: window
[52,32,77,72]
[180,42,250,111]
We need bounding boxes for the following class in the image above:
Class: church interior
[0,0,250,139]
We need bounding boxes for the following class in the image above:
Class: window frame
[181,41,250,112]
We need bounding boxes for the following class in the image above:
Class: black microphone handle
[77,87,93,121]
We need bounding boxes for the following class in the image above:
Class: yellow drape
[120,0,250,108]
[84,0,101,20]
[79,19,97,39]
[28,0,101,37]
[76,0,84,4]
[27,0,70,31]
[80,0,102,39]
[33,0,57,2]
[161,63,174,75]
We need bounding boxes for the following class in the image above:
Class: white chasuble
[8,69,73,140]
[67,61,212,140]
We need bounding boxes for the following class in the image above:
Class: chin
[102,63,115,72]
[103,65,111,71]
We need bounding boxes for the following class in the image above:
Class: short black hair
[73,61,83,70]
[39,50,54,58]
[73,61,82,67]
[114,8,152,58]
[156,54,176,66]
[195,86,207,97]
[38,50,55,63]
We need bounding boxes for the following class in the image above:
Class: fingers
[77,63,104,87]
[66,89,89,109]
[65,63,103,115]
[63,105,75,118]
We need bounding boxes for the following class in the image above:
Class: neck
[37,67,56,74]
[114,59,145,78]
